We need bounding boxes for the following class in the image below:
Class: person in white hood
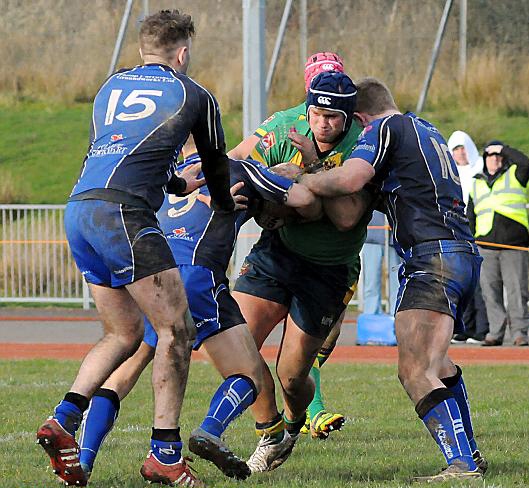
[447,131,489,344]
[447,131,483,204]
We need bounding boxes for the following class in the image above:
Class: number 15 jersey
[71,63,228,212]
[349,112,474,254]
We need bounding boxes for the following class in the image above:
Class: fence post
[82,280,91,310]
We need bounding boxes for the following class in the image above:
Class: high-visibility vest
[471,165,529,237]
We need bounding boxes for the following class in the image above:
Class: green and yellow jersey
[254,102,306,138]
[251,118,369,267]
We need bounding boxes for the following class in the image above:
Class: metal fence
[0,204,91,308]
[0,204,395,310]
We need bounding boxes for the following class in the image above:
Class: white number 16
[104,89,163,125]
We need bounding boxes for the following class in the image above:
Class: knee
[277,368,307,397]
[106,325,144,355]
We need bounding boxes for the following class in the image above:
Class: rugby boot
[188,427,250,480]
[309,411,346,439]
[472,449,488,475]
[37,418,87,486]
[299,411,311,435]
[247,430,298,473]
[412,461,482,483]
[140,451,204,487]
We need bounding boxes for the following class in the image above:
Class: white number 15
[104,89,163,125]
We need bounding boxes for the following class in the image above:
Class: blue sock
[78,389,120,472]
[54,401,83,436]
[151,439,183,464]
[416,388,477,470]
[442,366,477,452]
[199,375,257,438]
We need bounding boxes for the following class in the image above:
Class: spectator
[467,141,529,346]
[448,131,489,343]
[361,210,400,315]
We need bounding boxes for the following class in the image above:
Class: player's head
[354,77,398,127]
[139,10,195,73]
[306,71,357,143]
[304,52,344,93]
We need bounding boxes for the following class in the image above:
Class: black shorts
[65,200,175,287]
[234,231,359,339]
[396,240,482,333]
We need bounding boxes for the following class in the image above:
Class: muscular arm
[227,134,260,160]
[299,157,376,196]
[285,183,322,221]
[323,189,373,232]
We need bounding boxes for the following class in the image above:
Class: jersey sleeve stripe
[240,160,290,193]
[254,127,267,137]
[372,116,392,169]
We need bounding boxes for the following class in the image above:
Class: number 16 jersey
[349,112,474,255]
[71,63,227,212]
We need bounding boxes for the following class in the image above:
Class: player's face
[308,107,345,143]
[452,145,469,166]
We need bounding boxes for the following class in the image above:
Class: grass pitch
[1,360,528,487]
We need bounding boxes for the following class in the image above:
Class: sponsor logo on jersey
[317,96,332,105]
[89,142,127,158]
[167,226,193,242]
[110,134,124,142]
[355,143,376,153]
[323,152,343,169]
[259,132,276,152]
[361,125,373,138]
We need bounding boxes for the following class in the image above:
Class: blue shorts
[143,264,245,350]
[65,200,175,287]
[233,231,359,339]
[395,240,482,333]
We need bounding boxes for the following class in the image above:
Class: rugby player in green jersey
[229,52,351,442]
[232,71,374,472]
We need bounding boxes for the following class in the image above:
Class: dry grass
[0,171,29,204]
[0,0,528,113]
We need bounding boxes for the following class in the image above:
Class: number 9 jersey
[71,64,227,212]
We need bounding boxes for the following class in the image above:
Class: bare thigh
[232,291,288,348]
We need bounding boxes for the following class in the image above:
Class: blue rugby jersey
[349,112,474,255]
[159,155,292,273]
[71,64,233,212]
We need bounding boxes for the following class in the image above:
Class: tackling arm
[323,189,373,232]
[299,157,375,197]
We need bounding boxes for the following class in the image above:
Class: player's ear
[354,112,369,128]
[176,45,188,67]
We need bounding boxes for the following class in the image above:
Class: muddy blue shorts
[395,240,482,333]
[65,199,175,287]
[143,264,245,350]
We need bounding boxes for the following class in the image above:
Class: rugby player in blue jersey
[75,135,321,484]
[37,10,238,487]
[297,78,488,483]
